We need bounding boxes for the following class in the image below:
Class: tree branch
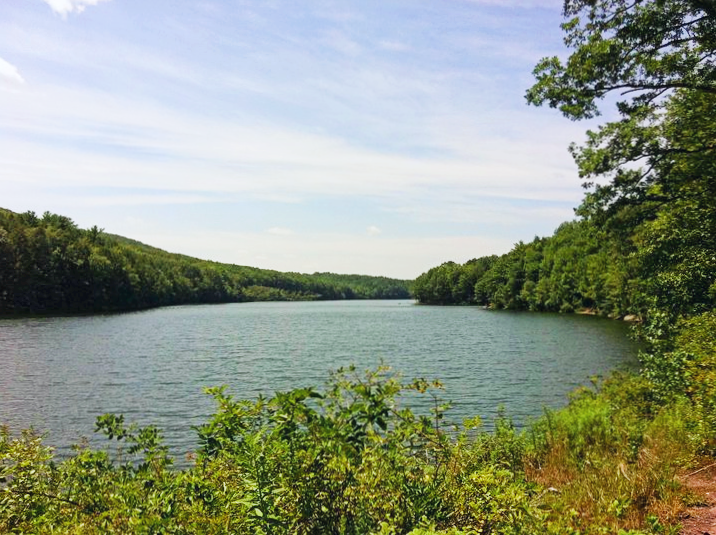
[688,0,716,19]
[598,82,716,96]
[10,488,83,508]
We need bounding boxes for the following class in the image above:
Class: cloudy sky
[0,0,595,279]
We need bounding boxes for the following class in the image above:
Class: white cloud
[0,80,586,208]
[128,230,513,280]
[321,29,362,57]
[367,226,382,236]
[266,227,295,236]
[0,1,584,278]
[378,40,410,52]
[70,194,219,207]
[385,201,574,228]
[0,57,25,85]
[42,0,111,18]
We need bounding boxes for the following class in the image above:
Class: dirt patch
[680,462,716,535]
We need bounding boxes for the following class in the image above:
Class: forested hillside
[0,208,410,314]
[413,219,643,316]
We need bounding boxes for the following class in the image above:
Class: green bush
[2,364,710,534]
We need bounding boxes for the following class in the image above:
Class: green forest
[0,208,411,315]
[2,1,716,533]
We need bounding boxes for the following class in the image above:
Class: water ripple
[0,300,639,460]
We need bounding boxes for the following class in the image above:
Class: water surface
[0,300,639,457]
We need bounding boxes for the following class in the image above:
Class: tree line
[416,0,716,324]
[0,208,410,315]
[413,219,645,317]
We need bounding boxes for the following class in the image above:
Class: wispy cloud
[42,0,111,18]
[131,229,513,279]
[0,79,586,210]
[378,40,410,52]
[367,226,382,236]
[0,57,25,85]
[321,29,362,57]
[0,1,580,276]
[67,194,219,207]
[266,227,295,236]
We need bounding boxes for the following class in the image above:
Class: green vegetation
[2,0,715,532]
[413,220,642,316]
[0,208,410,315]
[417,0,716,317]
[1,364,712,534]
[410,0,716,530]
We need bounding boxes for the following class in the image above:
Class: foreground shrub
[1,367,544,534]
[1,365,710,534]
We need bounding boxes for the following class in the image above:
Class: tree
[526,0,716,317]
[0,209,411,314]
[527,0,716,220]
[528,0,716,120]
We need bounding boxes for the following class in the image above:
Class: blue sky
[0,0,594,279]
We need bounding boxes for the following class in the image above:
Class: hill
[0,208,411,314]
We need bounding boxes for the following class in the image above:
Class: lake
[0,300,640,459]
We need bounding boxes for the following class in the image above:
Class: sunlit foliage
[3,366,708,534]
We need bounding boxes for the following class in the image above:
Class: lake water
[0,300,640,459]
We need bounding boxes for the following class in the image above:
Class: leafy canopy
[527,0,716,121]
[527,0,716,220]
